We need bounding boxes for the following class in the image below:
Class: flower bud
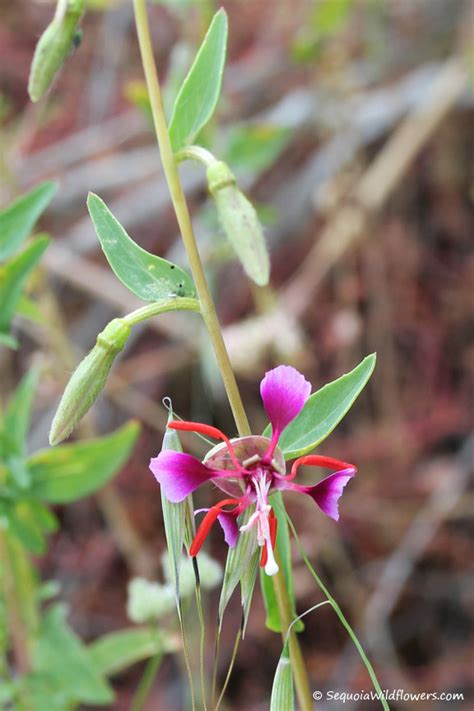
[206,161,270,286]
[28,0,85,103]
[127,578,175,624]
[49,318,130,446]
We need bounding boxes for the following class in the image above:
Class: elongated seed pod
[207,161,270,287]
[49,318,130,446]
[28,0,85,103]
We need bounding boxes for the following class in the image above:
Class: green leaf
[0,182,57,260]
[224,124,290,174]
[276,354,376,459]
[16,294,45,323]
[0,332,18,349]
[168,9,228,151]
[160,413,188,607]
[260,493,302,633]
[241,548,259,636]
[0,236,50,334]
[4,368,39,457]
[33,604,114,705]
[6,500,47,554]
[29,421,140,503]
[218,508,258,626]
[87,193,196,301]
[270,641,294,711]
[88,627,167,677]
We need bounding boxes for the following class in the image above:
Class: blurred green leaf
[4,368,39,458]
[0,332,18,349]
[0,236,50,336]
[0,181,57,260]
[275,354,376,460]
[87,193,196,301]
[32,604,114,705]
[260,493,302,633]
[224,124,290,174]
[6,500,47,554]
[169,9,228,151]
[270,641,294,711]
[16,294,45,324]
[88,627,165,677]
[312,0,353,34]
[29,421,140,503]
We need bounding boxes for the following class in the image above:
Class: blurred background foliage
[0,0,473,709]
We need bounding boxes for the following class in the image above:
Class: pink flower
[150,366,356,576]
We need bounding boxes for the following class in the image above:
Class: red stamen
[168,420,242,471]
[190,498,240,557]
[289,454,355,481]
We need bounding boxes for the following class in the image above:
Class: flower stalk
[133,2,314,708]
[133,0,249,437]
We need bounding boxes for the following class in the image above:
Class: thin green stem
[286,513,390,711]
[175,145,217,168]
[123,297,201,326]
[272,551,313,711]
[214,626,242,711]
[129,647,164,711]
[133,0,250,437]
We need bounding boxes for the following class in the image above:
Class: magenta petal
[149,451,217,503]
[284,469,355,521]
[260,365,311,440]
[217,512,239,548]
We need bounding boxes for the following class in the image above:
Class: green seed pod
[49,318,130,446]
[28,0,85,103]
[206,161,270,287]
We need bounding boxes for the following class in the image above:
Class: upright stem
[133,4,313,710]
[272,552,313,711]
[133,0,249,437]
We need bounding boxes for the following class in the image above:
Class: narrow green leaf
[160,413,187,607]
[16,294,45,323]
[6,501,47,555]
[241,548,259,636]
[168,9,228,151]
[218,508,258,626]
[29,421,140,503]
[270,641,294,711]
[0,236,50,334]
[33,604,114,705]
[4,367,39,457]
[0,332,18,349]
[0,181,57,260]
[87,193,196,301]
[88,628,168,677]
[260,493,302,633]
[276,354,376,459]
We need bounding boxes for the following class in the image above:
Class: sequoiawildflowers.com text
[312,689,465,703]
